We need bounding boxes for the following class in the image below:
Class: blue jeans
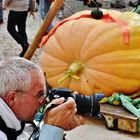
[0,0,3,20]
[39,0,53,31]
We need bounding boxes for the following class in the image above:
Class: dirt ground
[0,0,140,139]
[65,116,140,140]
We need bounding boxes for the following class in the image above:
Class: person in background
[129,0,139,7]
[3,0,36,57]
[0,0,3,24]
[110,0,126,8]
[110,0,140,8]
[0,57,85,140]
[39,0,64,32]
[39,0,53,31]
[83,0,102,7]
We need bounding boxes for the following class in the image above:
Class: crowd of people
[0,0,64,57]
[0,0,139,56]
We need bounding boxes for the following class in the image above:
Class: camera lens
[48,88,104,117]
[72,93,104,116]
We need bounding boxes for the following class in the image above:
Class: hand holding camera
[36,88,104,131]
[47,88,104,117]
[44,97,85,130]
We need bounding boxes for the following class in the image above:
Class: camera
[47,88,104,117]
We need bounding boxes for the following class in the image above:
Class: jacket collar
[0,98,21,131]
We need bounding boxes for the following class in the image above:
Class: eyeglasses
[17,90,47,104]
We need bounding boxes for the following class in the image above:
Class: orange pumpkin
[40,9,140,96]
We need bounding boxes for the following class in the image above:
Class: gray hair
[0,57,44,97]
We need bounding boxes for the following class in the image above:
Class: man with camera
[0,57,85,140]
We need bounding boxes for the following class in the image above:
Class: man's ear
[3,92,17,106]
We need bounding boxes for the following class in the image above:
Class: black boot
[19,43,29,57]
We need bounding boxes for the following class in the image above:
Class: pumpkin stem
[91,8,103,19]
[58,60,85,84]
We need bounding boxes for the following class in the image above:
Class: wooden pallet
[100,104,138,133]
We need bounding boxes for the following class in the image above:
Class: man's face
[12,70,46,121]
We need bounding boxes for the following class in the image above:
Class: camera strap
[0,116,25,140]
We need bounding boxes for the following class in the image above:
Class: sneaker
[19,43,29,57]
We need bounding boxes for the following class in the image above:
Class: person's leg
[7,11,29,56]
[17,11,28,42]
[39,0,53,31]
[7,11,25,44]
[0,0,3,24]
[39,0,51,20]
[17,11,29,57]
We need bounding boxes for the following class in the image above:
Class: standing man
[39,0,53,32]
[0,0,3,24]
[3,0,36,57]
[39,0,64,32]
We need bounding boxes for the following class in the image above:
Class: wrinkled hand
[44,97,85,131]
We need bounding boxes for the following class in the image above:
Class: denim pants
[0,0,3,20]
[39,0,53,31]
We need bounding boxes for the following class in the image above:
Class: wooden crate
[100,104,138,133]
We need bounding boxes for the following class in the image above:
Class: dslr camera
[47,88,104,117]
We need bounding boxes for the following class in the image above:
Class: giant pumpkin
[40,9,140,96]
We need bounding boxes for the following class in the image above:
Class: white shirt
[0,98,64,140]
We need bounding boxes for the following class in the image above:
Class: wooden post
[24,0,64,60]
